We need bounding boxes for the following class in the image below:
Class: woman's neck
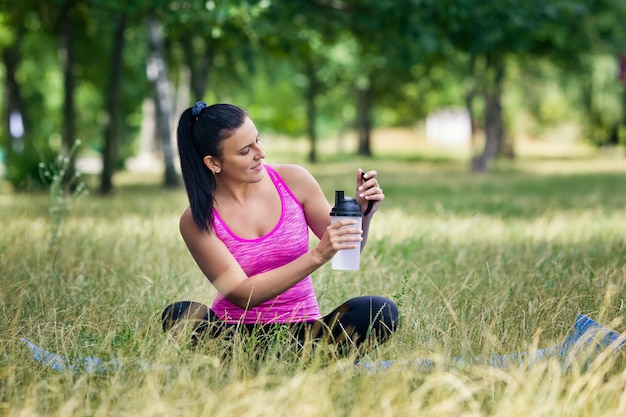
[214,176,266,207]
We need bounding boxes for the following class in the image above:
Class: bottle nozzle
[334,190,345,207]
[330,190,362,217]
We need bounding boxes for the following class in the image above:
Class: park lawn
[1,155,625,417]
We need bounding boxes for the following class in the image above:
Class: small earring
[213,169,221,174]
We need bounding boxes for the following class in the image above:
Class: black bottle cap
[330,190,363,217]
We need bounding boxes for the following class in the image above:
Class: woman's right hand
[311,219,363,264]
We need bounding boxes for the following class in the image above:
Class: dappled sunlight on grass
[373,207,626,248]
[2,157,626,416]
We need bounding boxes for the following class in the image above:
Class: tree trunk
[182,35,214,100]
[59,6,77,170]
[465,85,477,153]
[465,54,478,153]
[619,55,626,128]
[621,83,626,143]
[100,15,127,195]
[59,7,76,158]
[472,59,505,173]
[355,84,372,156]
[147,17,179,188]
[614,84,626,145]
[304,57,318,163]
[2,43,27,166]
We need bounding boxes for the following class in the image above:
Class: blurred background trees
[1,0,625,191]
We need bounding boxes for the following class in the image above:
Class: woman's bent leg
[162,301,211,343]
[162,297,399,355]
[305,296,399,354]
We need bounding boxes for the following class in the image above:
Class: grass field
[1,137,626,416]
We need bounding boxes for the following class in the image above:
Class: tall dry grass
[1,142,625,416]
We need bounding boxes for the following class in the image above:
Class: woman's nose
[255,144,265,159]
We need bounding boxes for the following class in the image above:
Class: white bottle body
[330,216,362,271]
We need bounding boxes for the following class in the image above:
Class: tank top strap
[264,165,302,210]
[264,164,281,186]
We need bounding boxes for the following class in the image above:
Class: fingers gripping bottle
[330,190,363,270]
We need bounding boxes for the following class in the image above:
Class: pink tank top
[210,165,322,324]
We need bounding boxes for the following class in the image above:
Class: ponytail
[176,102,247,233]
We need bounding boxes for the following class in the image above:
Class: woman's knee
[371,296,399,331]
[161,301,209,333]
[338,295,399,341]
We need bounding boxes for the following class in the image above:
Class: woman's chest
[217,195,282,240]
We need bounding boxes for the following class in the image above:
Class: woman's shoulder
[270,164,317,186]
[269,163,313,182]
[179,206,211,235]
[179,206,196,233]
[269,164,320,200]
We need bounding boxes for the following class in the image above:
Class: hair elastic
[192,101,207,117]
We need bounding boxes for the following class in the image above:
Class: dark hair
[177,102,248,232]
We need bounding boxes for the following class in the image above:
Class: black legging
[162,296,399,355]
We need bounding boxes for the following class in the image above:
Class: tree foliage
[1,0,625,189]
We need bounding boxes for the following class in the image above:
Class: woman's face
[214,116,265,183]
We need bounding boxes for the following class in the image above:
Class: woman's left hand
[356,169,384,216]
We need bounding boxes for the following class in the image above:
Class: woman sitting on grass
[162,101,398,356]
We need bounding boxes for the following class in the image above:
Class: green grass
[1,155,626,416]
